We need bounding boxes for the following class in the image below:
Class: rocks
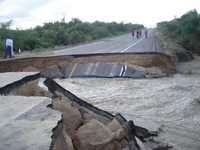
[74,119,116,150]
[62,107,83,136]
[52,96,83,136]
[108,119,127,141]
[108,119,123,133]
[51,96,129,150]
[51,96,127,150]
[3,74,167,150]
[62,130,75,150]
[44,78,167,150]
[49,95,137,150]
[52,130,75,150]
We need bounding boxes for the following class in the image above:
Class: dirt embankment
[0,53,176,74]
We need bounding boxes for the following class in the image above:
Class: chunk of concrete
[74,119,117,150]
[52,96,83,136]
[71,63,123,77]
[108,119,123,133]
[0,72,37,88]
[0,96,61,150]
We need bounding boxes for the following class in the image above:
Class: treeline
[0,19,143,54]
[157,10,200,53]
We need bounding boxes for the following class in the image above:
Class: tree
[0,18,144,55]
[0,20,12,29]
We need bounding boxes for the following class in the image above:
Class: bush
[157,9,200,53]
[0,40,4,56]
[0,19,144,52]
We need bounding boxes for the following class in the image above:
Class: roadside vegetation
[0,18,143,55]
[157,9,200,54]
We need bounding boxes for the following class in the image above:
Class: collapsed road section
[0,72,172,150]
[0,52,176,78]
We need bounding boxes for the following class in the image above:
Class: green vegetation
[0,19,143,55]
[157,10,200,54]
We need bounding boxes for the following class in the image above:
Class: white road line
[119,66,124,76]
[120,38,144,53]
[123,65,127,76]
[69,63,78,78]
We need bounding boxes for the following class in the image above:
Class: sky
[0,0,200,29]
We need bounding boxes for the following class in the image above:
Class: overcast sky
[0,0,200,29]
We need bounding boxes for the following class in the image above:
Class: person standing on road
[131,30,135,40]
[145,29,148,38]
[139,30,142,38]
[136,30,139,39]
[4,37,14,58]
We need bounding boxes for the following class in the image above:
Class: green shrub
[0,40,4,56]
[0,19,143,52]
[157,9,200,53]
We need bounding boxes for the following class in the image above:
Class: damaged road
[0,52,176,77]
[0,50,177,149]
[0,72,171,150]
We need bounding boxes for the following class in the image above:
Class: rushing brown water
[56,73,200,150]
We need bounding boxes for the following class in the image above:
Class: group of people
[131,29,148,40]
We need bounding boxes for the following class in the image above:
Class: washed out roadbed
[0,72,168,150]
[0,55,199,150]
[54,56,200,150]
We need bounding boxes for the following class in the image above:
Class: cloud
[0,0,6,4]
[0,0,52,22]
[1,0,200,29]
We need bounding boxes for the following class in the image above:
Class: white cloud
[0,0,53,28]
[0,0,200,29]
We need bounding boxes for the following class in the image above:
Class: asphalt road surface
[50,30,164,78]
[54,30,163,55]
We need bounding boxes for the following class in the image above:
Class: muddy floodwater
[56,73,200,150]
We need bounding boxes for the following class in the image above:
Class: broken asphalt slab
[0,96,61,150]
